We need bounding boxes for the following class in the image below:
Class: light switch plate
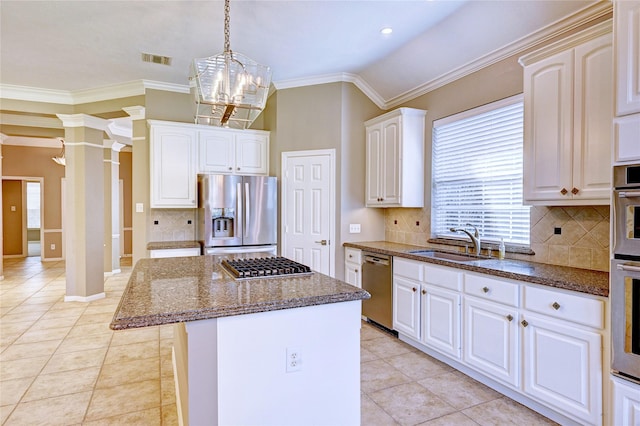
[135,203,144,213]
[349,224,361,233]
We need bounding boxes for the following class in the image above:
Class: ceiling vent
[141,53,172,66]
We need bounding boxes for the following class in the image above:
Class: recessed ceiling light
[380,27,393,35]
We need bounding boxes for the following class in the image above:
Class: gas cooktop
[221,257,313,279]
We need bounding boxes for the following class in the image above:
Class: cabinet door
[522,313,602,425]
[235,132,268,175]
[615,0,640,115]
[523,50,574,203]
[379,117,401,205]
[365,125,383,205]
[572,33,612,201]
[614,114,640,163]
[392,276,420,339]
[199,130,235,173]
[612,376,640,426]
[344,262,361,288]
[150,126,197,208]
[463,296,519,387]
[421,285,461,359]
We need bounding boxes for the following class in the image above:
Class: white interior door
[281,150,335,277]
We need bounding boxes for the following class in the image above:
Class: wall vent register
[221,257,312,279]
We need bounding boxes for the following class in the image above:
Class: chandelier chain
[224,0,230,53]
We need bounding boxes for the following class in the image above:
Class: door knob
[315,240,328,246]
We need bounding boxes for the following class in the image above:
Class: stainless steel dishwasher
[362,252,393,329]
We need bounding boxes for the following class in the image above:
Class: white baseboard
[64,292,105,302]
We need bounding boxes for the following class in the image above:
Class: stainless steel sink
[407,249,490,262]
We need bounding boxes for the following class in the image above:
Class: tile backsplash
[384,205,610,272]
[149,209,197,242]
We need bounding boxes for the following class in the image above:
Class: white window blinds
[432,95,530,246]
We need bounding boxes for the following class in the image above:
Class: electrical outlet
[349,224,361,233]
[50,244,55,250]
[286,347,302,373]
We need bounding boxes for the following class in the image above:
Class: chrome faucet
[450,223,481,255]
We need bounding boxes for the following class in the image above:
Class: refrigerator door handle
[236,181,242,238]
[244,182,250,238]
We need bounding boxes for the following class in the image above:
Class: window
[431,95,530,246]
[26,182,41,229]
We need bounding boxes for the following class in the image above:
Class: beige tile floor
[0,256,556,425]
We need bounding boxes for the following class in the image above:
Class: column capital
[104,139,127,152]
[123,106,145,120]
[56,114,109,131]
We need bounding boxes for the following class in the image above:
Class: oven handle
[617,263,640,272]
[618,190,640,198]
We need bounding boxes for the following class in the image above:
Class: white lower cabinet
[391,257,605,425]
[422,285,461,359]
[611,375,640,426]
[344,248,362,288]
[521,313,602,425]
[464,296,519,387]
[392,275,421,339]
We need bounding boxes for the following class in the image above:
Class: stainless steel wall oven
[612,163,640,384]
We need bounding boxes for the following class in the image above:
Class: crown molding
[0,80,189,105]
[122,106,146,120]
[56,113,109,130]
[273,72,386,109]
[0,136,60,148]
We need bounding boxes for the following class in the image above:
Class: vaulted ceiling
[0,0,605,111]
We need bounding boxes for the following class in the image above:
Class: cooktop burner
[221,257,313,279]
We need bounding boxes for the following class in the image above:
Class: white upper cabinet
[198,127,269,175]
[365,108,426,207]
[149,121,198,208]
[520,21,613,205]
[615,0,640,116]
[614,0,640,164]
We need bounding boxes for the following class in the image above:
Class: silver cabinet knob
[482,286,489,293]
[552,302,561,310]
[521,320,528,327]
[506,314,513,322]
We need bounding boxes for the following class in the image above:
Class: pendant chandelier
[189,0,272,129]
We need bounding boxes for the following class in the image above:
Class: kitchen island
[110,255,369,426]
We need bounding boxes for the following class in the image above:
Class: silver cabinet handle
[552,302,561,310]
[618,191,640,198]
[315,240,328,246]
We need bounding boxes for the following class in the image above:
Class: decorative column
[57,114,109,301]
[123,106,147,264]
[0,135,4,280]
[104,140,126,275]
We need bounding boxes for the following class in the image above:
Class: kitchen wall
[2,145,65,259]
[379,14,612,273]
[384,205,609,272]
[148,209,196,242]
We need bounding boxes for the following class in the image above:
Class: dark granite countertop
[344,241,609,298]
[110,255,370,330]
[146,240,201,250]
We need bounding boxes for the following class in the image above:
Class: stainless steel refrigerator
[198,174,278,255]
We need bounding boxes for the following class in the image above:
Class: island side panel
[181,300,362,426]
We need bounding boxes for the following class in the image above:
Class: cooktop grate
[221,257,313,279]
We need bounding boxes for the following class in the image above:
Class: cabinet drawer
[424,264,462,291]
[345,248,362,264]
[394,257,423,281]
[524,285,603,329]
[464,274,519,307]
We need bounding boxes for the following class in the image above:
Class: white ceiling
[0,0,602,109]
